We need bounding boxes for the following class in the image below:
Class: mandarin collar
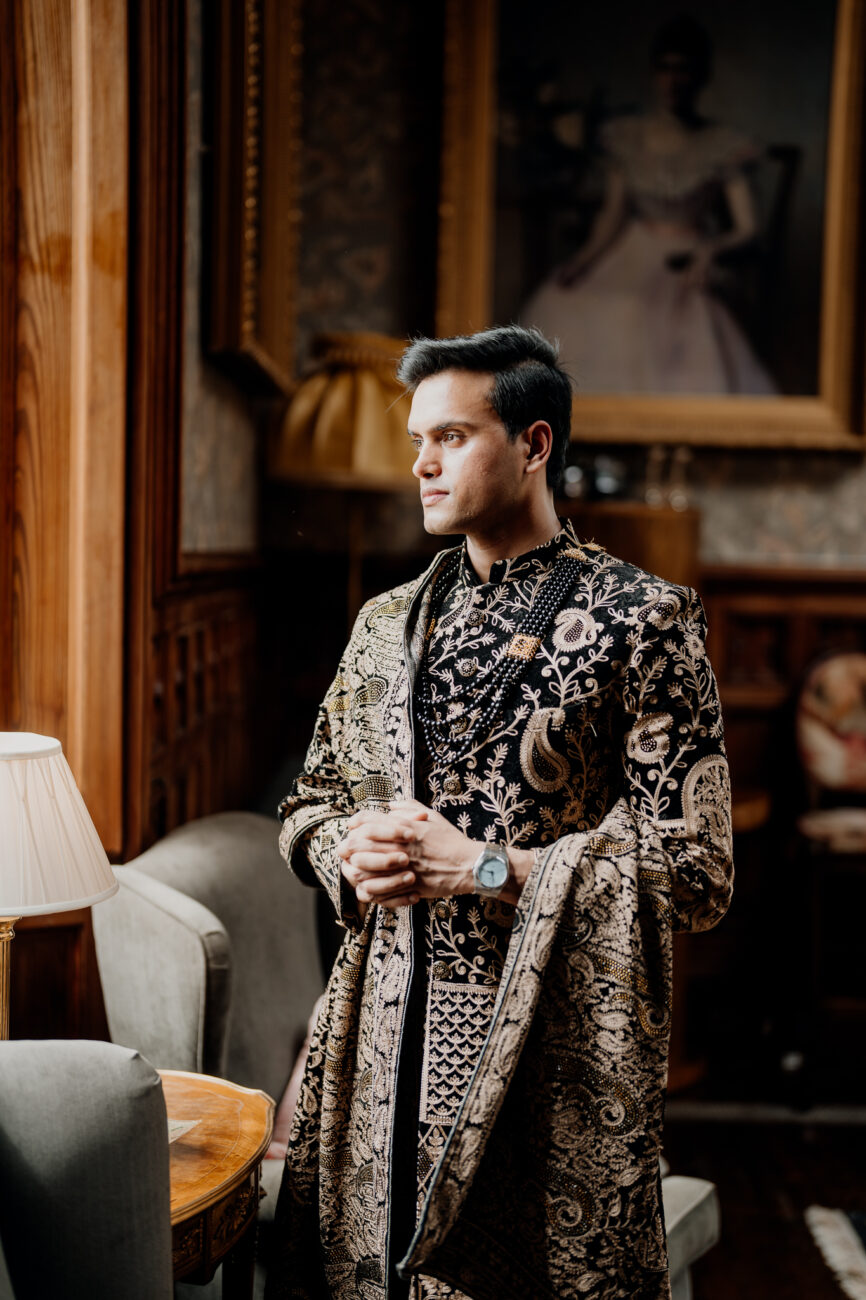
[458,520,581,589]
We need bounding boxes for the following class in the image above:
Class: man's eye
[442,432,461,443]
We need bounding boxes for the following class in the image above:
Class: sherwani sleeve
[277,656,360,929]
[545,588,733,933]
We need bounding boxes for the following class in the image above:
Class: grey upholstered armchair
[0,1039,173,1300]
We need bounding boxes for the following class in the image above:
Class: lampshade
[0,732,118,915]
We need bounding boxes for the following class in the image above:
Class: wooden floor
[663,1119,866,1298]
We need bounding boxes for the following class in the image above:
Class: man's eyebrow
[406,421,479,436]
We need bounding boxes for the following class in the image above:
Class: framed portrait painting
[437,0,865,448]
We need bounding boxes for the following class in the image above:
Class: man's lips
[421,490,448,504]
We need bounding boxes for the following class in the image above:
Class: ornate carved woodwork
[144,591,260,846]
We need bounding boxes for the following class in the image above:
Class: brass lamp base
[0,917,21,1040]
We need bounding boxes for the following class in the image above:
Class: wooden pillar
[8,0,127,855]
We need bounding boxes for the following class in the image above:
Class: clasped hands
[337,800,476,911]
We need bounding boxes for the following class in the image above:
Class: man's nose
[412,441,439,478]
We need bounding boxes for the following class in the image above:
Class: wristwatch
[472,844,510,898]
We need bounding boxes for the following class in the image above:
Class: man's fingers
[345,802,428,835]
[356,871,416,901]
[376,892,420,911]
[344,816,420,841]
[354,824,418,844]
[338,825,420,862]
[388,801,429,817]
[345,850,410,874]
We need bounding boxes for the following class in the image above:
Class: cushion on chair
[94,865,231,1076]
[0,1039,173,1300]
[117,811,323,1103]
[662,1174,721,1281]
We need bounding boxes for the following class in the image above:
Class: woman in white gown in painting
[521,16,776,395]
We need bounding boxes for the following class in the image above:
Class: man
[268,326,733,1300]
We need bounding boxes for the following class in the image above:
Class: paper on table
[168,1118,200,1144]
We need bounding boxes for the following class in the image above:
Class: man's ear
[523,421,553,474]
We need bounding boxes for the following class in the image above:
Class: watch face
[476,850,509,890]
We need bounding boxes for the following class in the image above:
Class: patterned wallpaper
[585,444,866,568]
[179,0,258,556]
[692,450,866,568]
[294,0,442,367]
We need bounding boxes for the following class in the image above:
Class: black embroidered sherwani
[269,522,733,1300]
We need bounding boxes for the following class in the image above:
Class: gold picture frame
[209,0,302,396]
[436,0,866,449]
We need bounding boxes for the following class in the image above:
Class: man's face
[408,370,528,538]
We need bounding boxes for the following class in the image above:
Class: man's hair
[397,325,573,492]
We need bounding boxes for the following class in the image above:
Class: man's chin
[421,503,459,535]
[423,516,454,535]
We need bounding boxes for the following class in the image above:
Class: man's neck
[465,499,561,582]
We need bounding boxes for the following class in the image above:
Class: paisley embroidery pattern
[519,706,569,792]
[551,607,602,653]
[625,712,674,765]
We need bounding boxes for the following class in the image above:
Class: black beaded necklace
[417,546,582,763]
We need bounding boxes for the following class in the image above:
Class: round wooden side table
[161,1070,275,1298]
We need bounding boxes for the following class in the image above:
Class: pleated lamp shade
[0,733,118,915]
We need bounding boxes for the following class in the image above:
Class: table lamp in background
[0,732,118,1038]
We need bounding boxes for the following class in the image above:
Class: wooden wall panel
[702,566,866,798]
[13,0,73,743]
[0,0,16,727]
[11,910,109,1040]
[124,0,265,858]
[67,0,128,844]
[691,566,866,1093]
[8,0,127,851]
[0,0,127,1041]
